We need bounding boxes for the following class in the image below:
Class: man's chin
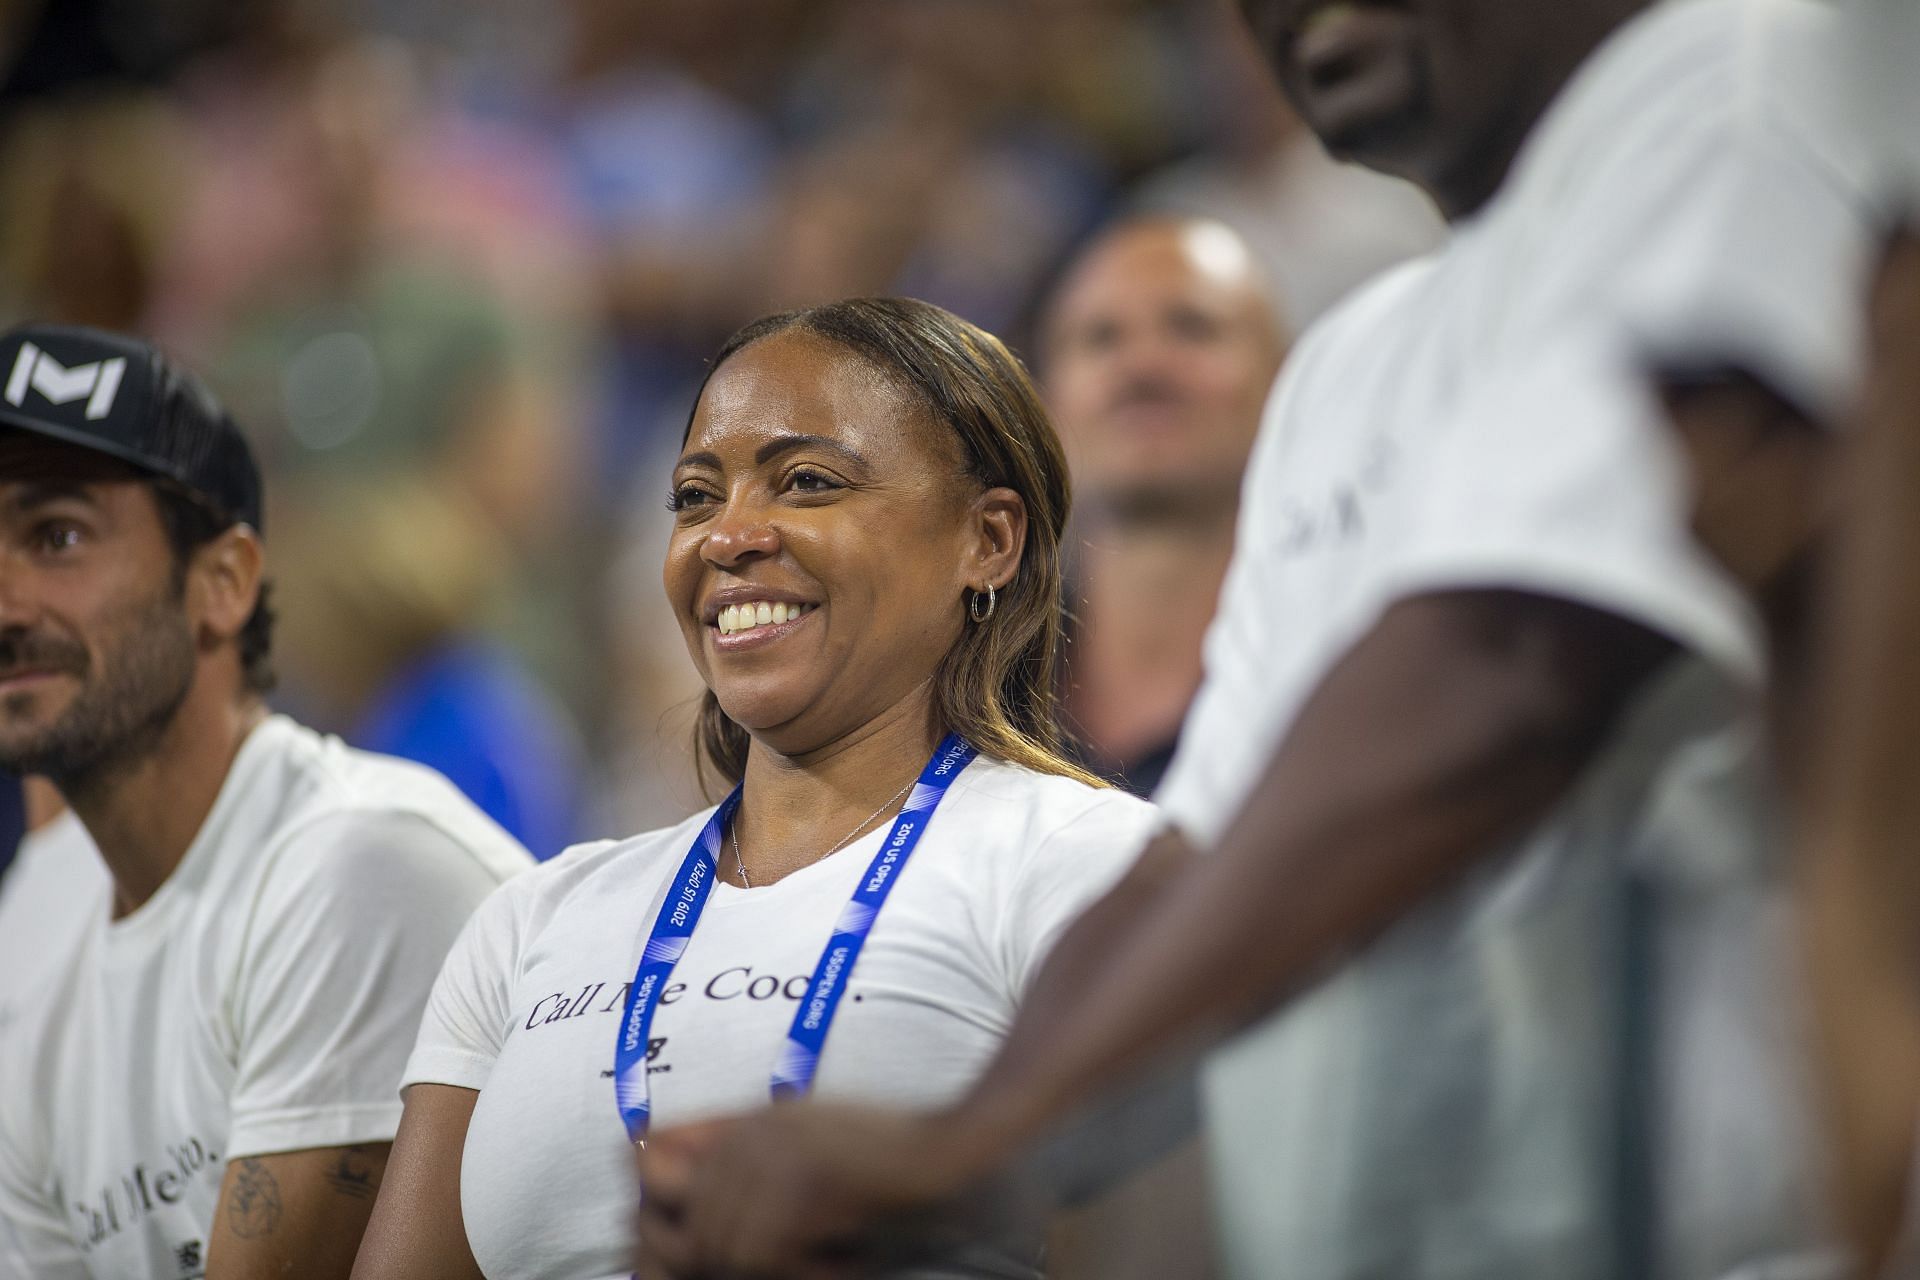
[0,717,94,779]
[0,738,60,776]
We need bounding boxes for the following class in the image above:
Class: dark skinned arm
[1798,229,1920,1277]
[953,586,1675,1165]
[640,587,1676,1276]
[350,1085,486,1280]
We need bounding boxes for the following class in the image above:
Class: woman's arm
[351,1085,486,1280]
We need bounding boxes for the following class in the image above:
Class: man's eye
[35,524,83,551]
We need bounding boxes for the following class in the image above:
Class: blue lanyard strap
[614,734,975,1142]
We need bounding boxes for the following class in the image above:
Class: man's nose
[0,549,46,630]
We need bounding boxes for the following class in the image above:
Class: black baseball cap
[0,323,263,534]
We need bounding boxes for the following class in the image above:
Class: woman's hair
[686,296,1103,794]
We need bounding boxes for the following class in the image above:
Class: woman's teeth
[716,601,816,636]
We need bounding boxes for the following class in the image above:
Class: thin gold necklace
[729,776,916,888]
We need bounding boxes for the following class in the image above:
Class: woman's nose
[699,497,781,567]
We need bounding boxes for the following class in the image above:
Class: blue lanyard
[614,735,975,1142]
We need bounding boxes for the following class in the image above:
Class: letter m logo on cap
[5,342,127,421]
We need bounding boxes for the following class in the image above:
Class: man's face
[1240,0,1558,203]
[0,435,198,781]
[1043,221,1286,523]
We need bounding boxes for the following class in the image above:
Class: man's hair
[151,482,276,696]
[685,296,1102,794]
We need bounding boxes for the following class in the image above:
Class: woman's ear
[188,525,266,649]
[965,487,1027,593]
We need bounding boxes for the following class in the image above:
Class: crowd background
[0,0,1440,855]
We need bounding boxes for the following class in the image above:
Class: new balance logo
[5,342,127,420]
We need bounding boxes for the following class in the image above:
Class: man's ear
[963,487,1027,597]
[188,525,266,648]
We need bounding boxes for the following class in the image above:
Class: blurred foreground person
[352,299,1160,1280]
[1045,217,1288,796]
[0,325,531,1278]
[636,2,1883,1277]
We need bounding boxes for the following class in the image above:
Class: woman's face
[665,330,1010,755]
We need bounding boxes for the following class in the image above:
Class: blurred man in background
[1044,216,1288,796]
[0,324,530,1278]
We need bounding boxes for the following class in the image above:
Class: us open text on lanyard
[614,734,976,1143]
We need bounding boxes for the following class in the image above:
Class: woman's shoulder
[948,756,1161,854]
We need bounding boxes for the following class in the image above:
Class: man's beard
[0,585,198,789]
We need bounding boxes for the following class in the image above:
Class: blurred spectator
[131,12,597,850]
[0,92,189,329]
[272,478,587,858]
[1042,216,1288,796]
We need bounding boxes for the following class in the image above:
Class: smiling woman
[670,297,1096,803]
[352,298,1165,1280]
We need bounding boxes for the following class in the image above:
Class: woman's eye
[787,468,841,495]
[667,484,716,512]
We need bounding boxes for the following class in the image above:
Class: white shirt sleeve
[991,791,1160,998]
[399,869,536,1094]
[223,810,512,1158]
[1375,66,1874,676]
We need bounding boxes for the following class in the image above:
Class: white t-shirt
[0,813,103,1044]
[404,756,1159,1280]
[1152,2,1878,1278]
[0,716,532,1279]
[1841,0,1920,213]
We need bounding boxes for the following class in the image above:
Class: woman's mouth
[710,600,820,650]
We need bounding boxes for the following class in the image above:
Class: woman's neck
[728,687,941,886]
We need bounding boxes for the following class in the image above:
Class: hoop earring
[968,584,997,624]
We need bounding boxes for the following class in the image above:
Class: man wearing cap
[0,324,532,1278]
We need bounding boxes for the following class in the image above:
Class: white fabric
[1841,0,1920,214]
[0,813,103,1044]
[404,757,1159,1280]
[1152,3,1877,1278]
[0,716,531,1279]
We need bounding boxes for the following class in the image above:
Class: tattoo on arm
[227,1159,284,1239]
[324,1145,381,1202]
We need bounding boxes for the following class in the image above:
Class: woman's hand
[634,1103,986,1279]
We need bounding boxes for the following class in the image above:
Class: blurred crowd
[0,0,1441,855]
